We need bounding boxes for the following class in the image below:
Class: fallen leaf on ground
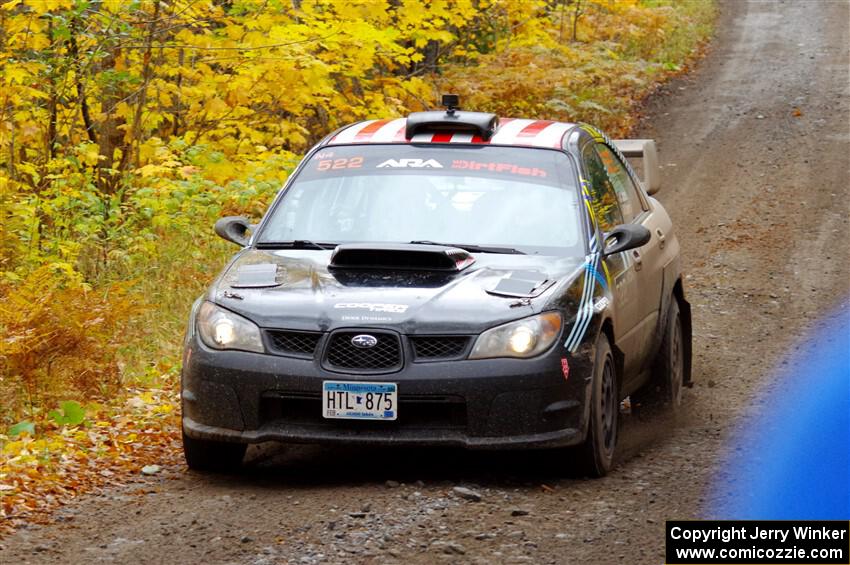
[0,387,181,535]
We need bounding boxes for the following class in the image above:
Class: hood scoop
[329,243,475,272]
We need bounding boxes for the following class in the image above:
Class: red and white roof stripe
[328,118,574,149]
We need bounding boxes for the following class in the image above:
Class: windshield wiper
[409,240,525,255]
[256,240,337,250]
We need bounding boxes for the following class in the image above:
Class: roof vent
[406,94,499,140]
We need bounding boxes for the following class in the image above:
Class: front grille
[411,336,470,361]
[266,330,322,358]
[323,331,402,372]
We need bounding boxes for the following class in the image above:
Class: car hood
[209,249,585,334]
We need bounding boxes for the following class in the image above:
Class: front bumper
[181,334,595,449]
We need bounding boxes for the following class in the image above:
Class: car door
[579,140,644,378]
[595,142,664,377]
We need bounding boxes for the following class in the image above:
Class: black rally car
[181,97,692,477]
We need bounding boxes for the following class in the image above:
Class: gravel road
[2,1,848,563]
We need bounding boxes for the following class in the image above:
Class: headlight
[196,301,264,353]
[469,312,562,359]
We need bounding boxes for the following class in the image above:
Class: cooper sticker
[334,302,409,313]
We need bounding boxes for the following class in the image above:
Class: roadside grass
[115,235,235,389]
[635,0,717,65]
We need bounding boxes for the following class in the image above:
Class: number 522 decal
[316,157,364,171]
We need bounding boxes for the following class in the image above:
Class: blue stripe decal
[564,256,594,351]
[585,261,608,291]
[564,176,605,353]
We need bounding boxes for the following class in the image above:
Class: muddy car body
[181,101,692,476]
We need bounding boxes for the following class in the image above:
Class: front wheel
[574,334,619,477]
[182,428,247,472]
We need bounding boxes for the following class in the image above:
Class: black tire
[634,298,685,413]
[182,428,247,472]
[575,334,619,477]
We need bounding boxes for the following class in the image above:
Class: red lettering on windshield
[451,160,547,178]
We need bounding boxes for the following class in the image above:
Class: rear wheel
[182,428,247,472]
[574,334,619,477]
[634,298,684,412]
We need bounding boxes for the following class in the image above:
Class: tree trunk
[572,0,583,42]
[46,20,57,162]
[129,0,160,169]
[68,29,97,144]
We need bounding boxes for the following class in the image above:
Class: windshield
[257,144,584,255]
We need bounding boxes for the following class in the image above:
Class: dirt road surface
[2,1,848,563]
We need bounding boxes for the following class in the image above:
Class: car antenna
[441,93,460,116]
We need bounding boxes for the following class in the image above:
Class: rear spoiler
[612,139,661,195]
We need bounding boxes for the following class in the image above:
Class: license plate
[322,381,397,420]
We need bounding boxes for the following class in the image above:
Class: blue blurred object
[711,300,849,519]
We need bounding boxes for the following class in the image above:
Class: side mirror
[612,138,661,195]
[214,216,252,246]
[602,224,651,257]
